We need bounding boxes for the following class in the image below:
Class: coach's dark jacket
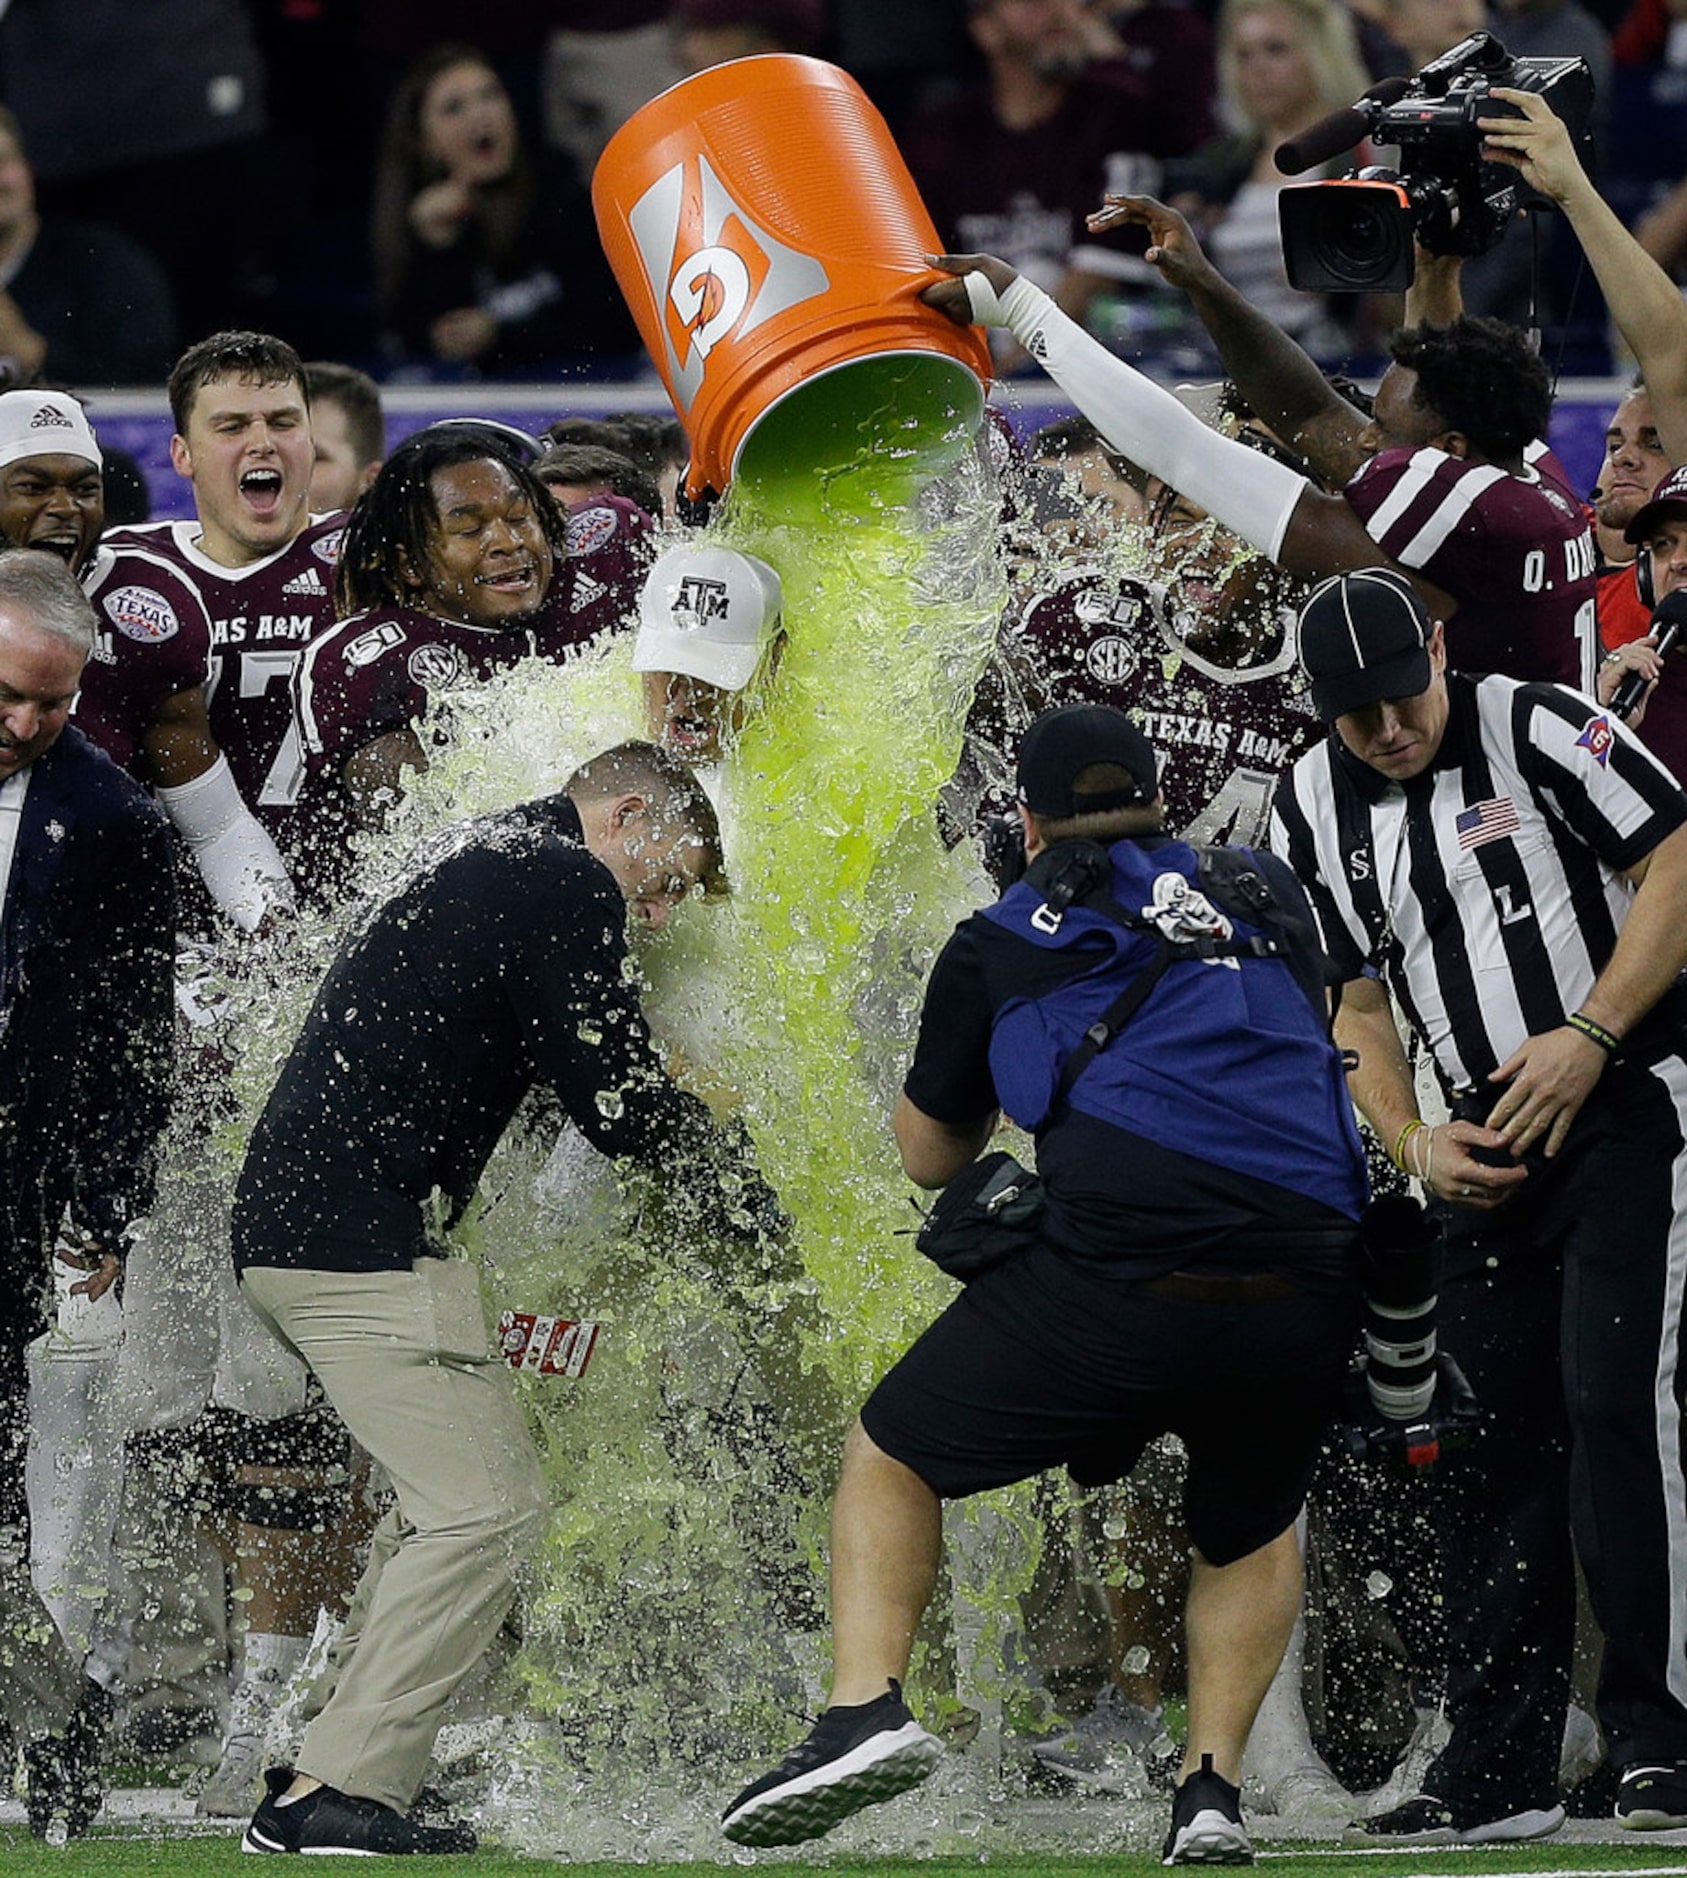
[0,725,175,1393]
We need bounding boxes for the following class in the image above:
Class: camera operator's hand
[922,253,1019,327]
[1084,194,1221,297]
[1598,636,1662,725]
[1485,1024,1610,1159]
[1407,1119,1530,1209]
[1477,85,1586,204]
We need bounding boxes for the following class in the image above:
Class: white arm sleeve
[156,753,295,932]
[975,272,1311,562]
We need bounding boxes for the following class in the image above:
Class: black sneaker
[1350,1794,1565,1845]
[1162,1754,1252,1865]
[242,1767,479,1855]
[1617,1762,1687,1829]
[24,1677,112,1841]
[721,1681,941,1847]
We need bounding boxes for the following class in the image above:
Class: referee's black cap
[1018,704,1158,816]
[1299,569,1433,721]
[1625,464,1687,545]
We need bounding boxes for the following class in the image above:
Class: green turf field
[4,1835,1687,1877]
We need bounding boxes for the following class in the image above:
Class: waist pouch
[915,1151,1045,1281]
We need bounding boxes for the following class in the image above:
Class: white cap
[632,544,783,692]
[0,390,101,472]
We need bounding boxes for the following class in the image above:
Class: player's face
[308,399,378,515]
[1647,516,1687,603]
[0,607,84,779]
[1231,3,1319,128]
[420,60,516,184]
[0,453,103,571]
[1361,365,1447,458]
[642,669,744,764]
[0,125,35,236]
[172,372,314,565]
[411,459,553,628]
[1334,627,1450,780]
[1597,394,1668,534]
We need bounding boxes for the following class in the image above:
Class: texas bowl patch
[311,527,345,567]
[565,503,618,558]
[103,585,179,643]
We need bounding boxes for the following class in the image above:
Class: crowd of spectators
[0,0,1679,387]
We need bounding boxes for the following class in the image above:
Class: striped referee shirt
[1270,673,1687,1093]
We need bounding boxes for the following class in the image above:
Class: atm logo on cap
[627,153,829,411]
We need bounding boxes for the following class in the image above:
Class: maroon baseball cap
[1625,464,1687,545]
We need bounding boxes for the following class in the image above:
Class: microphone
[1275,77,1412,176]
[1612,589,1687,720]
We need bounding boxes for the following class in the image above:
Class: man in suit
[0,548,175,1838]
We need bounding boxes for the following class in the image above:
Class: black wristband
[1566,1010,1620,1055]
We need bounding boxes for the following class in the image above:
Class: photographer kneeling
[721,704,1368,1865]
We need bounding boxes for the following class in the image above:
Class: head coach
[722,703,1369,1864]
[1270,569,1687,1842]
[232,740,784,1857]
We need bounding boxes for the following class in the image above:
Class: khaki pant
[241,1258,547,1811]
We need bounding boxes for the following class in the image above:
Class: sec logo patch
[409,642,463,687]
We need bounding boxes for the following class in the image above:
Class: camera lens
[1280,181,1416,292]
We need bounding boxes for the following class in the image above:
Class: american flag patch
[1455,797,1520,849]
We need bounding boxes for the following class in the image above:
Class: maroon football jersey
[103,514,347,853]
[1344,447,1598,691]
[974,566,1322,846]
[296,606,531,779]
[530,494,655,659]
[74,542,214,775]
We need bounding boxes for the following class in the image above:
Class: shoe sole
[240,1823,292,1854]
[722,1725,941,1847]
[1618,1808,1687,1830]
[1164,1810,1254,1865]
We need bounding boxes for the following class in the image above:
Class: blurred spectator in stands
[1375,0,1484,71]
[903,0,1214,355]
[536,442,664,516]
[1166,0,1371,363]
[543,4,683,174]
[830,0,972,135]
[1605,0,1687,229]
[1637,174,1687,278]
[0,110,176,390]
[0,0,268,343]
[671,0,827,71]
[302,363,385,515]
[370,42,637,375]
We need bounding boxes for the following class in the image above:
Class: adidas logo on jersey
[569,572,607,613]
[282,567,327,596]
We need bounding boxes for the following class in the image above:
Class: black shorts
[861,1238,1360,1566]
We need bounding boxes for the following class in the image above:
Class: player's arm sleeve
[156,747,294,931]
[982,273,1311,560]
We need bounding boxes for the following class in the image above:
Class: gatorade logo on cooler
[628,153,829,410]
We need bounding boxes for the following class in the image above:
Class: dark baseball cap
[1625,464,1687,545]
[1299,569,1434,721]
[1017,704,1158,817]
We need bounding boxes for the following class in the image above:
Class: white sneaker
[196,1679,277,1818]
[1032,1685,1172,1796]
[1258,1761,1357,1821]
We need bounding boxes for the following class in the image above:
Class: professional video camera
[1275,31,1593,293]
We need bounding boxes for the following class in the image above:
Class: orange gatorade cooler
[593,55,991,501]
